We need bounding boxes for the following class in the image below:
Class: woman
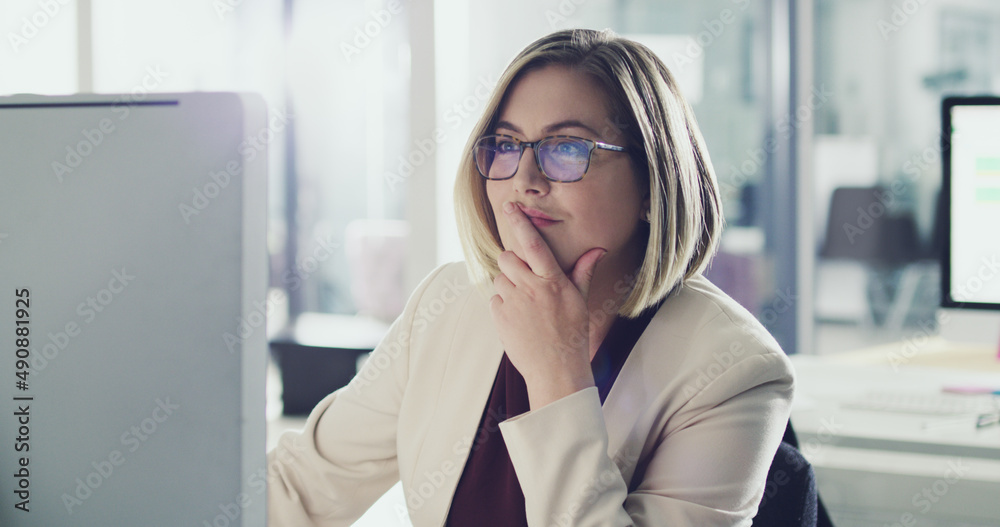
[268,29,794,526]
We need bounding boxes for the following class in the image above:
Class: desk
[790,341,1000,526]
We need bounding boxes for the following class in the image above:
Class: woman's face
[486,65,649,276]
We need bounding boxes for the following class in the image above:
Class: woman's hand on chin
[489,200,606,410]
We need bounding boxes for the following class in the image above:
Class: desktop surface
[790,343,1000,526]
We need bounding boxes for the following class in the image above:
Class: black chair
[751,423,834,527]
[269,313,389,415]
[820,186,921,267]
[818,186,924,326]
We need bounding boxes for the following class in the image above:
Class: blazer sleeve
[266,264,450,527]
[499,349,794,527]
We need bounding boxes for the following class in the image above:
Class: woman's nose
[512,146,549,195]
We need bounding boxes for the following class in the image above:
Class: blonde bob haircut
[454,28,723,318]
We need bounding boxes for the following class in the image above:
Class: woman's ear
[641,195,651,223]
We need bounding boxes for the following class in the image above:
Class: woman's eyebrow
[495,120,522,134]
[542,119,602,137]
[495,119,603,138]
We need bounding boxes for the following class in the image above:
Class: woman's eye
[554,141,586,157]
[497,141,519,153]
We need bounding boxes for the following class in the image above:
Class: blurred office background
[3,0,999,356]
[5,2,1000,525]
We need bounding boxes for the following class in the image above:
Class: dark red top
[445,304,661,526]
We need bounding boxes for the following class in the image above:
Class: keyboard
[841,391,1000,416]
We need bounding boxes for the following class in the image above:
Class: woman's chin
[550,248,586,275]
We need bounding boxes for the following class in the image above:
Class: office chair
[820,186,918,265]
[751,423,834,527]
[818,186,922,327]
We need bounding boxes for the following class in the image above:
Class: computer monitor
[0,92,268,526]
[941,96,1000,312]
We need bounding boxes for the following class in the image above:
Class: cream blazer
[268,262,795,526]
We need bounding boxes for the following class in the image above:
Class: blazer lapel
[406,290,505,526]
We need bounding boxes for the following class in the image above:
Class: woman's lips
[517,204,561,228]
[528,216,559,228]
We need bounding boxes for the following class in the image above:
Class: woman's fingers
[501,201,563,280]
[568,247,607,300]
[492,271,515,298]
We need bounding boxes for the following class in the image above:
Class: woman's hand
[490,200,607,410]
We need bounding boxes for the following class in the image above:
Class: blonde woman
[269,29,794,526]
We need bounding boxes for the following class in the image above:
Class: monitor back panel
[0,93,267,526]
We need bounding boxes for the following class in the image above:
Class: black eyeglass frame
[473,133,627,183]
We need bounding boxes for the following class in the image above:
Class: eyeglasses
[473,134,627,183]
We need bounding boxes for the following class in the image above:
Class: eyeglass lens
[475,136,591,182]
